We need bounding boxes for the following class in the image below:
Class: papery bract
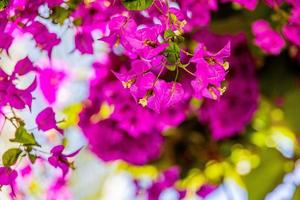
[36,107,63,134]
[196,184,217,198]
[283,7,300,47]
[252,19,285,55]
[46,177,72,200]
[101,15,137,51]
[48,145,81,177]
[147,81,184,113]
[0,33,13,54]
[147,167,180,200]
[177,0,218,30]
[190,42,230,100]
[125,25,168,59]
[25,22,61,57]
[0,167,18,196]
[75,31,94,54]
[13,57,35,76]
[38,68,65,104]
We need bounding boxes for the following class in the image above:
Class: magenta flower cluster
[0,0,299,198]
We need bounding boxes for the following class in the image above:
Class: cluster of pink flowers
[0,0,299,198]
[0,57,36,109]
[196,31,259,140]
[248,0,300,55]
[252,20,285,55]
[79,54,187,165]
[98,1,230,113]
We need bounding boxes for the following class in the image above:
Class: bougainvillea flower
[36,107,63,134]
[125,25,168,59]
[20,165,32,177]
[177,0,218,30]
[286,0,300,7]
[79,54,187,164]
[113,59,153,89]
[147,167,180,200]
[147,1,186,32]
[13,57,35,76]
[0,167,18,196]
[5,78,37,109]
[46,177,72,200]
[161,7,186,31]
[129,72,156,102]
[48,145,81,177]
[0,64,36,109]
[147,81,184,113]
[197,32,259,140]
[25,21,61,57]
[81,118,163,165]
[190,42,230,100]
[283,7,300,47]
[101,15,137,50]
[252,19,285,55]
[75,31,94,54]
[0,33,13,53]
[79,81,164,165]
[71,0,122,32]
[264,0,284,7]
[38,68,65,104]
[196,184,217,198]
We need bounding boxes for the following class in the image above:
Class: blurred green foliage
[242,148,287,200]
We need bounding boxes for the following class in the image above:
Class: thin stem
[152,62,166,88]
[181,49,193,56]
[174,65,179,83]
[10,107,16,118]
[0,110,18,128]
[0,118,6,135]
[171,65,179,94]
[179,65,196,77]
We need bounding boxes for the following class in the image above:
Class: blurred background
[1,2,300,200]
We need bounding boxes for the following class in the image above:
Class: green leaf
[283,88,300,132]
[10,126,39,146]
[50,7,70,25]
[165,65,176,71]
[292,186,300,200]
[242,148,286,200]
[169,13,178,24]
[174,35,185,43]
[165,42,180,54]
[166,54,177,65]
[0,0,9,9]
[164,29,176,40]
[121,0,153,11]
[165,42,180,66]
[2,148,22,167]
[28,153,37,164]
[73,18,82,26]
